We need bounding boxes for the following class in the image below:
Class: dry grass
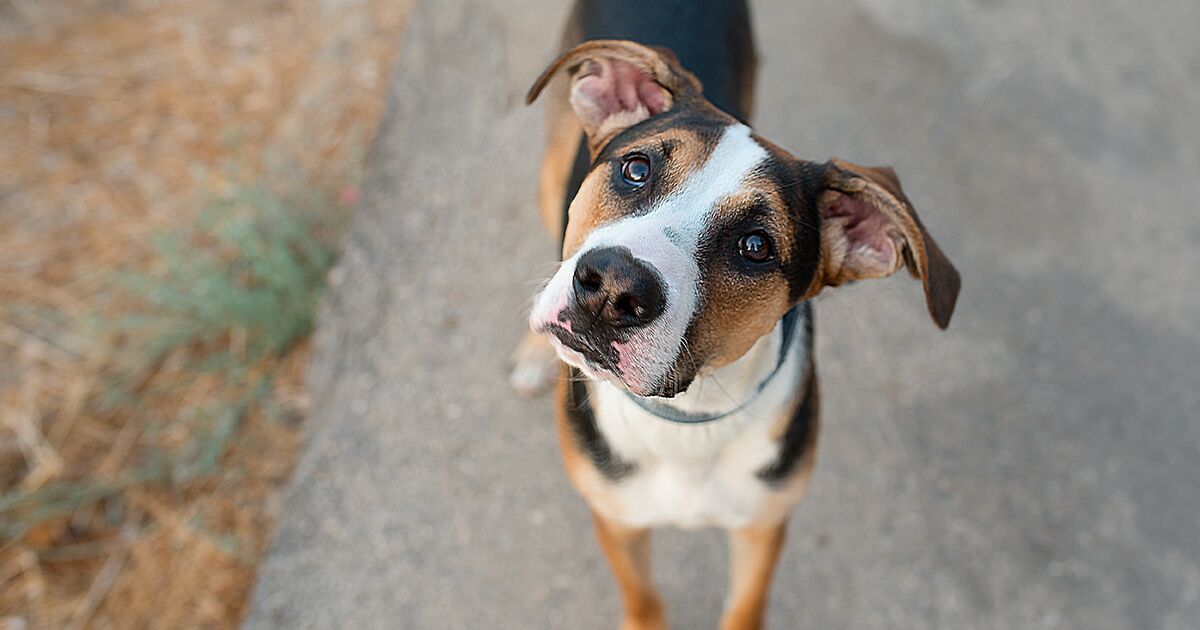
[0,0,412,627]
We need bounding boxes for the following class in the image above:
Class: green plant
[0,183,342,542]
[114,184,340,379]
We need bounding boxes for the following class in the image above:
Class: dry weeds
[0,0,412,626]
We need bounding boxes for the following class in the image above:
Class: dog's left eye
[620,154,651,186]
[738,231,774,263]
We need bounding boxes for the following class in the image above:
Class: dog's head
[527,40,960,397]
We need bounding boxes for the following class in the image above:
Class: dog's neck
[640,307,807,419]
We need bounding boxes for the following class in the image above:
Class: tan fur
[534,4,588,238]
[592,512,667,630]
[560,162,613,258]
[720,521,788,630]
[693,273,788,370]
[536,76,583,238]
[554,367,611,506]
[689,184,796,371]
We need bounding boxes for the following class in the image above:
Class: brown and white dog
[511,1,961,628]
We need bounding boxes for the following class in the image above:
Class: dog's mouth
[537,324,692,397]
[541,324,621,380]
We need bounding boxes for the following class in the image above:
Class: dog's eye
[620,154,651,186]
[738,231,774,263]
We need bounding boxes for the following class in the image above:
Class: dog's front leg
[720,521,788,630]
[592,512,666,630]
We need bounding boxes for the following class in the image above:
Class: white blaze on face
[531,123,768,392]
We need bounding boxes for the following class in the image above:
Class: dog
[511,1,961,627]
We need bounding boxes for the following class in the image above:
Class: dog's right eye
[620,154,651,187]
[737,231,774,263]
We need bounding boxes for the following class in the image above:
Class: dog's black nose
[572,246,666,330]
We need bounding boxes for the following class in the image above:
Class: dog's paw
[509,333,560,397]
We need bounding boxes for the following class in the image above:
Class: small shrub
[0,183,342,541]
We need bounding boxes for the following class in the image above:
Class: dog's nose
[572,246,666,330]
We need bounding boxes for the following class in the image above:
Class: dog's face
[528,41,960,397]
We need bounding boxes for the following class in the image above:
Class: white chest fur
[588,312,809,530]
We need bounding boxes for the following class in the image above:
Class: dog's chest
[590,382,792,530]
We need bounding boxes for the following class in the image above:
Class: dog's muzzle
[531,245,677,394]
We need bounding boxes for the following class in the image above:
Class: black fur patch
[544,323,624,377]
[757,305,818,486]
[595,109,730,165]
[563,369,636,481]
[756,149,824,303]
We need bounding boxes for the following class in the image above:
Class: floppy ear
[817,159,961,329]
[526,39,702,153]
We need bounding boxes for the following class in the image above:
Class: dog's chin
[543,337,659,396]
[553,349,698,399]
[638,371,695,399]
[538,328,698,398]
[601,373,695,398]
[544,335,615,381]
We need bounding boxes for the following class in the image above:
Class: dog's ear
[815,159,961,329]
[527,40,702,153]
